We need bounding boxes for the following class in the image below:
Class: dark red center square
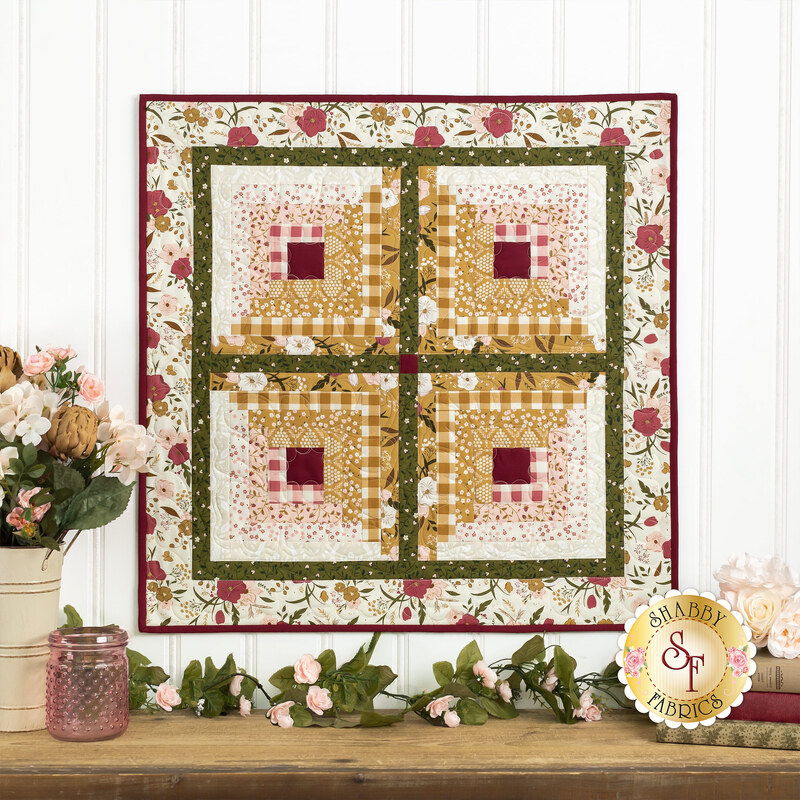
[287,242,325,280]
[286,447,324,486]
[492,447,531,485]
[493,241,531,279]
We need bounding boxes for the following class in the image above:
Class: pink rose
[425,695,454,719]
[227,126,258,147]
[727,647,749,677]
[239,696,252,717]
[267,700,295,728]
[155,682,181,712]
[8,488,51,529]
[635,224,665,254]
[542,667,558,691]
[497,681,512,703]
[573,689,601,721]
[46,345,76,361]
[78,371,105,404]
[413,126,445,148]
[443,710,461,727]
[294,653,322,684]
[484,107,514,138]
[297,107,327,138]
[624,647,646,677]
[768,597,800,658]
[229,675,243,697]
[306,685,333,715]
[472,660,498,689]
[632,407,663,437]
[599,127,631,146]
[22,351,55,376]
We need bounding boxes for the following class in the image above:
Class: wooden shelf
[1,710,799,799]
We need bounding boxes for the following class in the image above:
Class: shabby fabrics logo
[616,589,756,728]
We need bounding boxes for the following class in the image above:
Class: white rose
[418,373,433,397]
[418,296,438,326]
[457,372,478,391]
[104,421,156,484]
[285,335,315,355]
[0,445,17,479]
[452,335,477,351]
[418,476,437,506]
[736,586,783,647]
[768,595,800,659]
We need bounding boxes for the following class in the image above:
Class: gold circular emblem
[616,590,755,727]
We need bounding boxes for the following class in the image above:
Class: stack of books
[656,651,800,750]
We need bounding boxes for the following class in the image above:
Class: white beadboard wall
[1,0,798,704]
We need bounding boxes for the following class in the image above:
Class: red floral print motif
[227,126,258,147]
[146,190,172,217]
[455,614,480,626]
[146,146,159,164]
[413,126,445,148]
[297,107,327,137]
[146,374,170,402]
[146,560,166,580]
[168,442,189,465]
[587,577,611,587]
[485,108,514,138]
[170,258,192,280]
[217,580,247,604]
[632,407,663,437]
[661,357,670,377]
[599,127,631,146]
[146,327,160,348]
[635,224,665,254]
[402,579,432,598]
[587,595,597,609]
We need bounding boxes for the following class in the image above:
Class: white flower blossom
[452,335,477,351]
[15,414,50,446]
[285,335,315,355]
[457,372,478,391]
[237,373,268,392]
[418,373,433,397]
[418,476,437,506]
[418,296,438,326]
[380,374,399,392]
[380,504,397,530]
[381,187,399,208]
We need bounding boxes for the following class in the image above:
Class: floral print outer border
[139,94,678,633]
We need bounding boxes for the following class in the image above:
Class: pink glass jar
[46,626,129,742]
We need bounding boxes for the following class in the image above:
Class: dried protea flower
[0,366,17,392]
[44,405,98,460]
[0,345,23,379]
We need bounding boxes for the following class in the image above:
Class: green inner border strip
[191,146,624,581]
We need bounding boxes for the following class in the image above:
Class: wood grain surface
[1,710,799,799]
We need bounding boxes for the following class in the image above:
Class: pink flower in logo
[227,126,258,147]
[297,107,327,137]
[727,647,749,678]
[484,108,514,138]
[413,126,445,148]
[624,647,646,678]
[599,127,631,146]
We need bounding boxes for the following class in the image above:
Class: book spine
[727,692,800,723]
[751,653,800,693]
[656,720,800,750]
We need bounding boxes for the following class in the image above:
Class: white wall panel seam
[628,0,640,92]
[700,0,717,586]
[401,0,414,93]
[552,0,564,94]
[775,0,793,560]
[16,0,30,356]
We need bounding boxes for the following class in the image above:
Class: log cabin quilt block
[140,94,676,631]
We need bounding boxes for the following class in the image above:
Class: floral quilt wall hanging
[140,94,676,631]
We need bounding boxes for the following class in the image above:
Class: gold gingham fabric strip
[436,184,458,337]
[361,184,383,319]
[434,391,586,542]
[454,316,590,337]
[230,316,382,337]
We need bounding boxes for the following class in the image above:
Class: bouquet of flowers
[0,344,154,552]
